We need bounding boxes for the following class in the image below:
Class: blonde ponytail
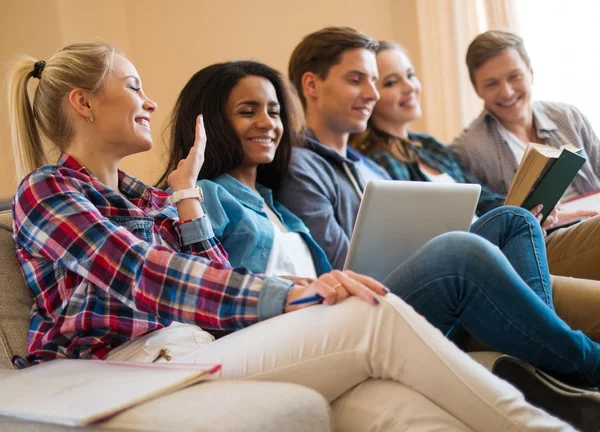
[7,43,121,182]
[8,56,47,181]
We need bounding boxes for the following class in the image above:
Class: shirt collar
[213,173,272,213]
[304,129,361,163]
[57,153,154,207]
[346,146,364,163]
[482,101,558,137]
[531,102,557,135]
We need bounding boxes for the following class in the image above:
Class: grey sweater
[275,135,390,269]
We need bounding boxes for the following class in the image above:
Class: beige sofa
[0,210,333,432]
[2,202,594,431]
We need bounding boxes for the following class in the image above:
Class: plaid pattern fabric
[367,133,506,216]
[13,154,283,364]
[451,101,600,195]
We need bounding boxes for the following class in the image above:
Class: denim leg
[384,231,600,387]
[470,206,553,309]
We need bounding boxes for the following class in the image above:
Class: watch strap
[170,186,203,205]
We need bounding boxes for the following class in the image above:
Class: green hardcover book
[521,148,586,224]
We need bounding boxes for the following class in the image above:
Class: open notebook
[0,360,220,427]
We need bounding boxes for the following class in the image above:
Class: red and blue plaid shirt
[13,154,292,365]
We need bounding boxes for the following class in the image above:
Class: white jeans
[107,295,571,431]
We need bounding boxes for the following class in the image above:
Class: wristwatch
[170,186,204,205]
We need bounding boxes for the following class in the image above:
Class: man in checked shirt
[453,29,600,282]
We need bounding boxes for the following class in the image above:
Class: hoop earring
[87,113,95,124]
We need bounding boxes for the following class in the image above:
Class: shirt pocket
[107,215,155,243]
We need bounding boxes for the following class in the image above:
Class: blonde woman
[8,42,572,431]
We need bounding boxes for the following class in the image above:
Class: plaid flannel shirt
[13,154,292,365]
[367,132,506,216]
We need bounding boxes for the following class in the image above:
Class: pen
[288,294,324,306]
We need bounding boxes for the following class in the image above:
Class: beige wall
[0,0,424,199]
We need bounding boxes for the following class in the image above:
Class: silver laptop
[344,181,481,282]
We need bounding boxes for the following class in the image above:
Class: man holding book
[452,29,600,281]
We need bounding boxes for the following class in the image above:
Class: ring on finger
[332,283,350,300]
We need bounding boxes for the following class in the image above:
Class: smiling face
[372,48,422,134]
[311,48,380,135]
[87,54,157,157]
[226,75,283,169]
[473,48,533,126]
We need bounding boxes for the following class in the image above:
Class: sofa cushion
[100,380,332,432]
[0,210,32,369]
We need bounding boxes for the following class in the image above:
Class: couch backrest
[0,211,32,369]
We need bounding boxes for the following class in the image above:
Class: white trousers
[107,294,571,431]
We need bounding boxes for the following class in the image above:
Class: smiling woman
[157,61,299,192]
[350,40,507,217]
[81,55,157,162]
[159,61,331,277]
[226,75,283,184]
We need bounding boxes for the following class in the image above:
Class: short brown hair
[466,30,531,87]
[288,26,378,108]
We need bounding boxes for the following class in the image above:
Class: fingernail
[373,297,380,305]
[383,287,391,294]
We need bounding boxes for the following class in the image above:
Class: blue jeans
[384,206,600,387]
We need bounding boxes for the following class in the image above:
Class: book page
[505,143,557,206]
[560,144,582,154]
[0,360,220,426]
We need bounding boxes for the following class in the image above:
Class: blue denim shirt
[198,174,332,276]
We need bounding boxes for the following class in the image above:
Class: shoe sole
[493,356,600,432]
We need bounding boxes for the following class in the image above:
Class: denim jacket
[198,174,332,276]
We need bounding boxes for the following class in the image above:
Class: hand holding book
[504,143,586,225]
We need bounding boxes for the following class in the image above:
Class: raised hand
[168,114,207,191]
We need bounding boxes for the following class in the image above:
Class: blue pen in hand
[288,294,324,306]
